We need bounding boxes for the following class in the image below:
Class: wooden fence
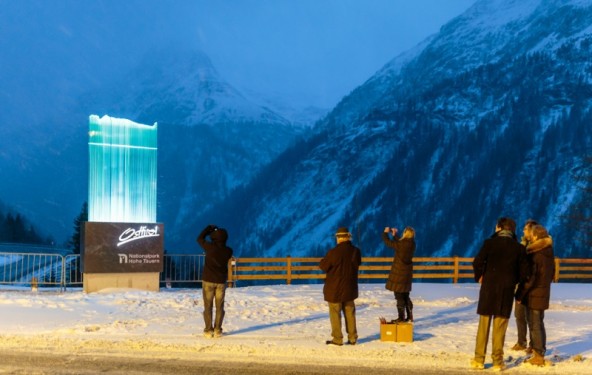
[554,258,592,281]
[227,256,592,286]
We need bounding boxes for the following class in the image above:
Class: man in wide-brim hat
[319,227,362,346]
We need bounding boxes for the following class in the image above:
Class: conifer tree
[68,202,88,254]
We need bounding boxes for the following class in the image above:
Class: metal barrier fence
[161,254,205,287]
[64,254,82,287]
[0,253,205,291]
[0,252,64,288]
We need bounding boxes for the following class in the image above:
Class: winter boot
[492,363,506,371]
[470,359,484,370]
[406,306,414,322]
[395,307,406,323]
[525,346,533,354]
[525,351,545,367]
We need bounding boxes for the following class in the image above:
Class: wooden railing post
[453,256,459,284]
[554,257,560,283]
[286,256,292,285]
[227,257,236,288]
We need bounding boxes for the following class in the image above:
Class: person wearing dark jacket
[512,219,538,353]
[319,227,362,346]
[471,217,528,371]
[382,226,416,322]
[197,224,233,338]
[516,224,554,367]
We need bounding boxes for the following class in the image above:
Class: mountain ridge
[182,0,592,259]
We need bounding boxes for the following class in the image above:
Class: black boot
[406,306,413,323]
[395,307,406,323]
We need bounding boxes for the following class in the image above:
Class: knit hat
[210,227,228,243]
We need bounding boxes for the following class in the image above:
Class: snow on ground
[0,282,591,374]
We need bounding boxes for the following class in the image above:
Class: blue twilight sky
[177,0,478,107]
[1,0,476,111]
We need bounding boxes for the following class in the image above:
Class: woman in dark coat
[516,225,554,366]
[382,226,416,322]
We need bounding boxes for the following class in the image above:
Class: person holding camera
[197,224,233,338]
[382,226,416,323]
[319,227,362,346]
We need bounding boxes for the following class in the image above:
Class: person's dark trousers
[202,281,227,333]
[395,292,413,321]
[514,301,530,347]
[527,308,547,356]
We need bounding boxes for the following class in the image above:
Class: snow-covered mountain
[243,89,331,128]
[183,0,592,258]
[89,48,293,128]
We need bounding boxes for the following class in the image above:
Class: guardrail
[227,256,592,286]
[1,253,590,291]
[0,252,64,288]
[554,258,592,280]
[160,254,205,287]
[227,256,475,286]
[0,253,205,291]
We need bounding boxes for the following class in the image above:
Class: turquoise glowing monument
[82,115,164,292]
[88,115,158,222]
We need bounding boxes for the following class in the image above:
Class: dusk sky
[188,0,478,107]
[1,0,477,111]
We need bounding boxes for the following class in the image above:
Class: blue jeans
[202,281,227,333]
[514,301,530,347]
[527,309,546,356]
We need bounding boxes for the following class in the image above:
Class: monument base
[83,272,160,293]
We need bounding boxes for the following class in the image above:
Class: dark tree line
[0,208,51,245]
[67,202,88,254]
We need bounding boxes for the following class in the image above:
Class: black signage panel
[82,222,164,273]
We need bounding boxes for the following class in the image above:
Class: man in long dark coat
[471,217,528,370]
[319,227,362,346]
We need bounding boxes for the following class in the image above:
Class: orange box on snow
[380,322,413,342]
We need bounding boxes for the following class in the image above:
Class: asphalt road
[0,350,468,375]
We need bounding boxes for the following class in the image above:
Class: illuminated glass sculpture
[88,115,158,223]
